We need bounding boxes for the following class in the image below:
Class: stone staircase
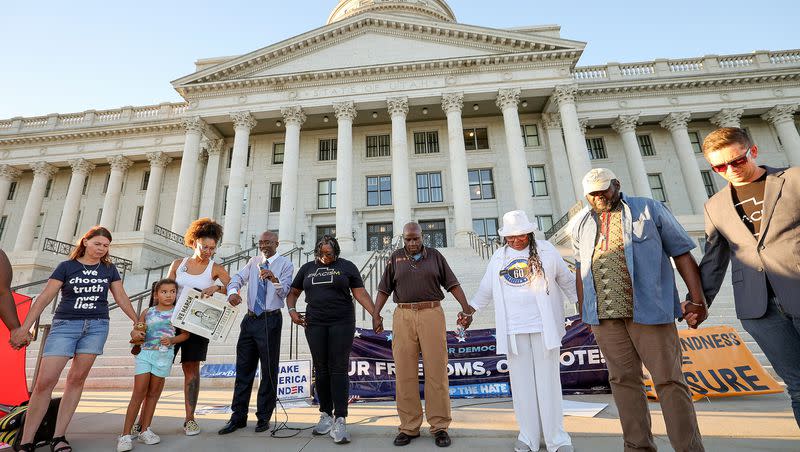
[23,244,775,391]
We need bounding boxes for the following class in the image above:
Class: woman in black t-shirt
[287,235,378,444]
[10,226,139,452]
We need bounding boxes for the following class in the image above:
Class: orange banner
[644,325,783,401]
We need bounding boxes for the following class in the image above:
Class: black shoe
[393,432,420,446]
[434,431,451,448]
[255,420,270,433]
[218,419,247,435]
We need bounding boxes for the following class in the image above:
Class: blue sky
[1,0,797,118]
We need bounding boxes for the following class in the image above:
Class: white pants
[507,332,571,452]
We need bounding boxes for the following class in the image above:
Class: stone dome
[327,0,457,24]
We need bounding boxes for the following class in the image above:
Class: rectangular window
[33,213,44,240]
[319,139,338,161]
[81,176,89,195]
[463,128,489,150]
[44,178,53,198]
[226,148,233,168]
[102,173,110,194]
[222,186,228,215]
[269,183,281,212]
[366,134,391,158]
[689,132,703,153]
[73,210,81,237]
[416,172,443,203]
[7,181,17,200]
[648,173,667,202]
[141,171,150,191]
[468,169,495,200]
[134,206,144,231]
[521,124,541,147]
[318,179,337,209]
[0,216,6,241]
[367,222,394,251]
[586,137,607,160]
[472,218,499,243]
[528,166,548,197]
[536,215,554,233]
[366,175,392,206]
[96,208,103,225]
[637,134,655,156]
[701,170,717,198]
[273,143,285,164]
[246,145,252,167]
[316,225,336,242]
[413,131,440,154]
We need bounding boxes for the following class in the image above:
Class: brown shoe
[434,431,451,447]
[393,432,420,446]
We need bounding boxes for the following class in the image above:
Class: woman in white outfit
[465,210,575,452]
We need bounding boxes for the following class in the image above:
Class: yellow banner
[644,325,783,401]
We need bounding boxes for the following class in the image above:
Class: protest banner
[643,325,782,400]
[172,288,238,343]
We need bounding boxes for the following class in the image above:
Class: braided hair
[314,234,341,261]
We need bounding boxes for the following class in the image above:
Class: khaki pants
[592,319,704,452]
[392,305,451,435]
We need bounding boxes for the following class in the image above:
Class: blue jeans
[740,297,800,428]
[43,318,109,357]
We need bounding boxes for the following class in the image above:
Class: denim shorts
[135,349,174,378]
[43,318,110,357]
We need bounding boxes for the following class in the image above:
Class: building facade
[2,0,800,281]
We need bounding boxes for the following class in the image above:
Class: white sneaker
[130,423,141,439]
[137,427,161,445]
[514,439,532,452]
[330,417,351,444]
[312,413,334,435]
[116,434,133,452]
[184,419,201,436]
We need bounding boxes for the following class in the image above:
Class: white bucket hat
[497,210,537,237]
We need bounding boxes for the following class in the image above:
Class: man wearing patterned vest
[571,168,707,452]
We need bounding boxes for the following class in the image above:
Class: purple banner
[347,315,611,399]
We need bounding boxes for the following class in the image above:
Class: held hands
[228,293,242,307]
[9,327,32,350]
[681,299,708,329]
[457,311,473,330]
[372,314,384,334]
[289,310,306,327]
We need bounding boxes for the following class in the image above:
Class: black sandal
[50,436,72,452]
[14,443,35,452]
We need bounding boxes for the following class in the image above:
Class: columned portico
[762,104,800,166]
[140,152,173,234]
[14,162,58,251]
[199,139,223,219]
[710,108,744,128]
[222,112,257,251]
[277,106,306,251]
[0,164,22,218]
[611,114,652,198]
[100,155,132,231]
[497,88,535,215]
[660,112,707,214]
[333,101,357,254]
[554,85,592,198]
[541,113,575,215]
[442,93,472,248]
[388,97,412,234]
[171,116,204,234]
[56,158,95,242]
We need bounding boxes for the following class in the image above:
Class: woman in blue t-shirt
[10,226,139,452]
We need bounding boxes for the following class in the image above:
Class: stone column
[554,85,593,198]
[496,88,536,215]
[0,164,22,217]
[191,150,208,220]
[611,114,653,198]
[277,106,306,251]
[441,93,472,248]
[14,162,58,251]
[99,155,132,230]
[660,112,707,214]
[388,97,412,235]
[199,139,223,218]
[140,152,173,234]
[762,104,800,166]
[710,108,744,128]
[56,159,95,242]
[222,112,257,250]
[333,102,357,254]
[171,116,204,234]
[542,113,576,215]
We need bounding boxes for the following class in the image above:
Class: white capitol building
[3,0,800,283]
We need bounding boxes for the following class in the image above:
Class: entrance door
[420,220,447,248]
[366,222,393,251]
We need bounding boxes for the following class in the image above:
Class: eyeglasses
[711,148,751,173]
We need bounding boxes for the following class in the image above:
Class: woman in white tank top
[159,219,231,436]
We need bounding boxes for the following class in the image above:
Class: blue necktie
[254,261,268,315]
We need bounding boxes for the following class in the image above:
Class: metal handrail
[544,201,584,240]
[108,288,151,315]
[42,237,133,281]
[467,231,501,260]
[220,245,259,274]
[153,224,185,245]
[281,247,306,269]
[143,261,173,289]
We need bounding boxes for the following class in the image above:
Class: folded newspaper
[172,288,239,343]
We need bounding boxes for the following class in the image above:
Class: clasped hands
[9,327,33,350]
[681,298,708,329]
[456,309,475,330]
